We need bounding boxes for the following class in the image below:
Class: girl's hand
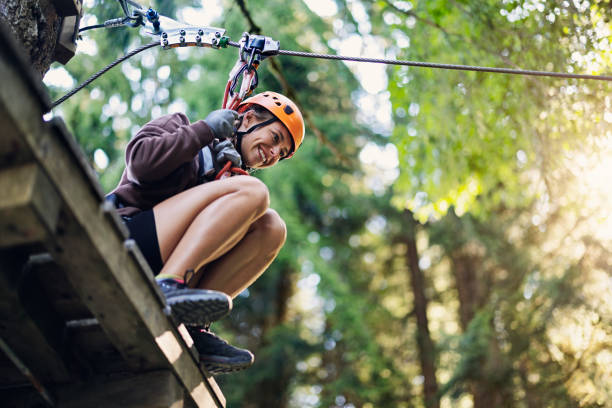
[213,139,242,168]
[204,109,239,140]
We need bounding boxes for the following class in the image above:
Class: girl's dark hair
[244,105,274,121]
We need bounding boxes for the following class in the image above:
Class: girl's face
[238,110,293,169]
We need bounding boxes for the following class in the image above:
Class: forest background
[43,0,612,407]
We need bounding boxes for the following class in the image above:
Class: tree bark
[445,212,508,408]
[403,210,439,408]
[451,251,481,330]
[0,0,63,77]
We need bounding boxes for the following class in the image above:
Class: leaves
[44,1,612,406]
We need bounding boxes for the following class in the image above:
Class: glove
[204,109,238,140]
[213,139,242,168]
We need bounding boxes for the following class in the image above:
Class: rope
[49,41,159,111]
[228,41,612,82]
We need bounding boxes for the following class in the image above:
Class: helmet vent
[274,101,282,106]
[284,105,294,115]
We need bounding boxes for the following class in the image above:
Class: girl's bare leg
[197,209,287,298]
[153,176,270,280]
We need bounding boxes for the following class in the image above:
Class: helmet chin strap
[234,117,278,168]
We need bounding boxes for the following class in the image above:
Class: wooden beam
[44,122,226,407]
[27,253,92,321]
[57,370,184,408]
[0,22,225,407]
[0,163,61,247]
[47,204,167,371]
[0,108,33,169]
[54,15,79,65]
[52,0,82,17]
[64,318,126,375]
[0,336,56,406]
[0,250,71,384]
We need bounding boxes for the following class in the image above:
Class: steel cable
[49,41,159,111]
[52,38,612,111]
[228,41,612,82]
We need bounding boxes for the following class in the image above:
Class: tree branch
[235,0,261,33]
[234,0,353,167]
[383,0,456,37]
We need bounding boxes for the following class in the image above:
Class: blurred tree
[399,210,438,408]
[43,0,612,407]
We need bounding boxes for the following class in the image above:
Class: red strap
[215,162,249,180]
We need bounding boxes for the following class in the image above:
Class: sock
[155,273,184,282]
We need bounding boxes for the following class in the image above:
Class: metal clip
[245,34,280,58]
[221,32,279,109]
[238,33,280,71]
[146,8,160,32]
[159,26,226,49]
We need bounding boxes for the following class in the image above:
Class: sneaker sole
[167,293,232,326]
[201,358,254,375]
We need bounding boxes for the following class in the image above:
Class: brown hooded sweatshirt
[109,113,215,216]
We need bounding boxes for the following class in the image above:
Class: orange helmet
[237,92,305,158]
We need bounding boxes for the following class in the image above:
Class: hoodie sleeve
[125,113,215,184]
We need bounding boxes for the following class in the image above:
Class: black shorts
[122,210,163,275]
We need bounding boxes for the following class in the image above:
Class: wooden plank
[0,250,71,384]
[0,24,225,407]
[47,205,167,371]
[0,106,33,169]
[54,15,79,65]
[48,118,105,202]
[48,111,224,408]
[0,163,61,247]
[45,124,225,407]
[28,253,92,321]
[57,370,183,408]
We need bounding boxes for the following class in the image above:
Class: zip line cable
[227,41,612,82]
[49,41,159,110]
[79,24,106,32]
[50,37,612,111]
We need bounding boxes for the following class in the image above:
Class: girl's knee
[233,176,270,215]
[256,209,287,250]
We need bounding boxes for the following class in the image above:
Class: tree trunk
[451,251,481,331]
[0,0,63,77]
[446,213,508,408]
[403,210,439,408]
[244,264,295,408]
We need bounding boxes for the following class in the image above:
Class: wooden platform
[0,21,225,408]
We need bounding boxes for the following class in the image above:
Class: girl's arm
[125,113,215,184]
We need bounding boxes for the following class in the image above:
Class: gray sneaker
[157,278,232,326]
[188,326,254,375]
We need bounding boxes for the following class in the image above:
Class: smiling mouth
[258,146,266,164]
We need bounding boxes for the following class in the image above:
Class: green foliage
[45,0,612,407]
